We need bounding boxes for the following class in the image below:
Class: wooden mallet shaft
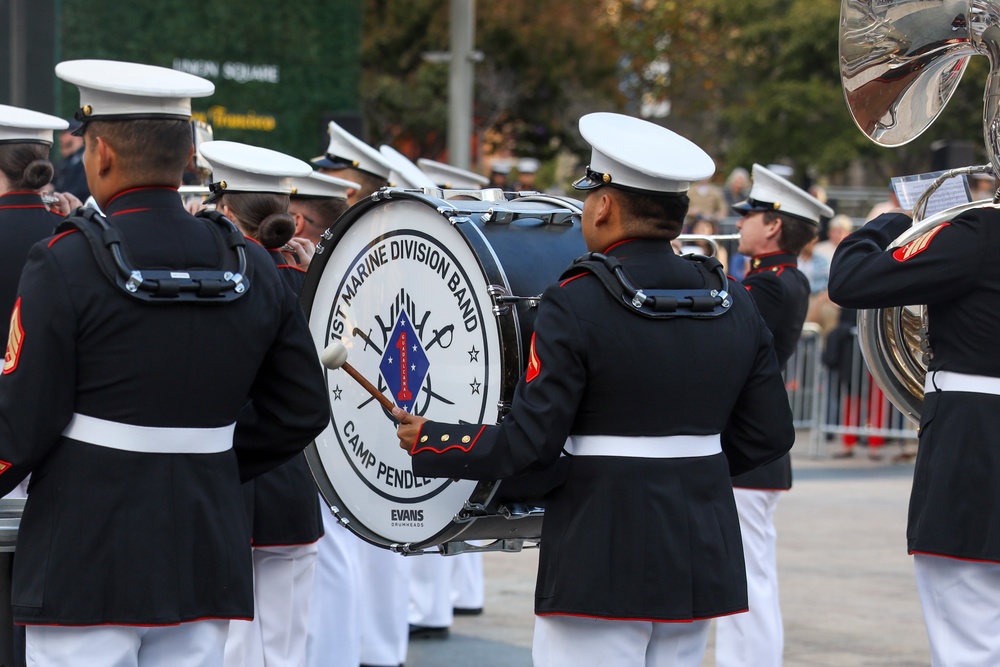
[321,340,397,413]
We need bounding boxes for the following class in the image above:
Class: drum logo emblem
[379,310,430,413]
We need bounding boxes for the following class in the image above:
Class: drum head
[303,194,506,549]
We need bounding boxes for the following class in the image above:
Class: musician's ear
[91,135,115,177]
[591,190,614,227]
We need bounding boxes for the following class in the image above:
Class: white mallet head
[320,340,349,370]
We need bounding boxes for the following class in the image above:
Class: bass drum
[300,189,586,554]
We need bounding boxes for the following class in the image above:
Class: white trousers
[409,555,454,628]
[226,542,319,667]
[714,488,783,667]
[533,615,709,667]
[306,503,361,667]
[451,551,484,610]
[357,540,410,666]
[914,553,1000,667]
[26,620,228,667]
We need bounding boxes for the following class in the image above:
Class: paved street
[407,434,930,666]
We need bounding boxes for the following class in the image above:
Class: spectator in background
[687,177,728,221]
[808,214,854,335]
[50,121,89,201]
[679,216,729,273]
[724,167,751,207]
[723,167,752,278]
[865,188,900,221]
[971,173,996,202]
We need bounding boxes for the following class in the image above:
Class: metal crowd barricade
[782,323,919,457]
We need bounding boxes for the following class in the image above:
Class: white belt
[62,413,235,454]
[925,371,1000,396]
[565,434,722,459]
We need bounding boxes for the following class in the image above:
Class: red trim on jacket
[910,550,1000,565]
[110,208,151,216]
[559,273,587,288]
[276,264,307,273]
[48,229,78,247]
[411,425,487,455]
[18,615,253,627]
[603,238,640,254]
[0,204,46,211]
[105,186,179,208]
[535,607,749,623]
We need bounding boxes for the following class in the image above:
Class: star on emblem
[470,378,481,395]
[333,386,343,400]
[468,346,479,363]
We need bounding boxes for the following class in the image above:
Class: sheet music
[890,171,972,217]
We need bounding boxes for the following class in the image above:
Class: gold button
[420,435,428,443]
[220,180,228,190]
[462,435,471,444]
[774,201,781,210]
[441,434,450,442]
[82,105,92,116]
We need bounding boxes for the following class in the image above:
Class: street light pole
[448,0,475,170]
[9,0,26,105]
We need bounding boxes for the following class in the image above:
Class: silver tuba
[839,0,1000,421]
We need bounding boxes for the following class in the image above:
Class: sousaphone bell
[839,0,1000,421]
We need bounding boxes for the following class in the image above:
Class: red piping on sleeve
[412,425,487,455]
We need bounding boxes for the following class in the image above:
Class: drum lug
[488,284,513,315]
[499,503,545,521]
[488,284,541,315]
[456,501,490,523]
[447,215,472,226]
[328,505,351,528]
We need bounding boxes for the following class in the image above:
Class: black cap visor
[732,197,777,216]
[572,166,610,191]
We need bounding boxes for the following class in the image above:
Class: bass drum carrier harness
[560,251,732,318]
[57,207,251,303]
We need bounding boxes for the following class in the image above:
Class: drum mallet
[320,340,397,414]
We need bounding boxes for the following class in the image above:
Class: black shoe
[409,624,450,640]
[453,606,483,616]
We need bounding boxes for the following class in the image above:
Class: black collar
[748,251,798,273]
[103,187,185,216]
[0,191,46,209]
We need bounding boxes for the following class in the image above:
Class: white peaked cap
[573,112,714,194]
[379,145,436,189]
[313,121,392,180]
[517,157,541,174]
[416,158,489,189]
[0,105,69,145]
[55,60,214,124]
[199,140,312,202]
[732,163,834,226]
[289,171,359,200]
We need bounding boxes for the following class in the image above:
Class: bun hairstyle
[256,212,296,249]
[217,191,294,249]
[0,144,54,191]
